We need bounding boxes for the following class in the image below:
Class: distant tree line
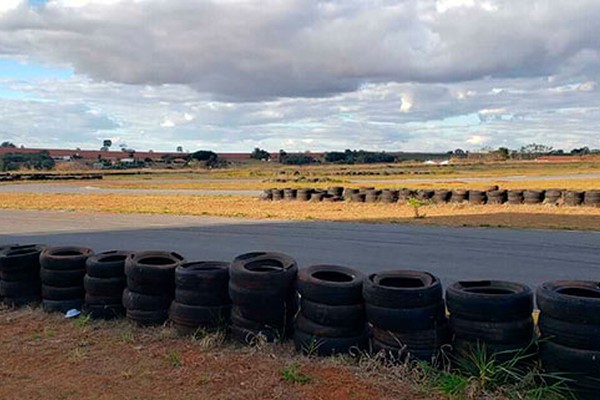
[0,151,55,171]
[324,149,396,164]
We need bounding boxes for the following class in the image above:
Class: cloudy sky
[0,0,599,153]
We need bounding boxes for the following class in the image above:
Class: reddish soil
[0,308,432,400]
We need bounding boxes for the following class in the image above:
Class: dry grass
[1,193,599,230]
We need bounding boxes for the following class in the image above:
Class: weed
[281,364,312,385]
[166,350,183,368]
[406,197,428,219]
[73,314,91,328]
[121,329,135,344]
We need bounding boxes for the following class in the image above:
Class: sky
[0,0,599,153]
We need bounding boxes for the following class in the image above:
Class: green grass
[281,364,312,385]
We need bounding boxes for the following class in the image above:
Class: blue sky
[0,0,599,153]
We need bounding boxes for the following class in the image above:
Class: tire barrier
[0,244,45,307]
[229,252,298,344]
[40,246,93,313]
[537,281,600,399]
[447,280,534,361]
[523,190,544,205]
[584,190,600,207]
[294,265,367,356]
[262,186,600,207]
[364,270,449,362]
[507,190,524,205]
[84,250,130,320]
[450,189,468,203]
[170,261,231,335]
[468,190,486,205]
[564,191,584,206]
[486,190,507,204]
[124,251,184,326]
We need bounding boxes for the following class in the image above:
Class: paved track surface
[1,210,598,290]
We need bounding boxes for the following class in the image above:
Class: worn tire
[86,250,130,278]
[366,301,446,331]
[175,261,229,291]
[41,284,84,300]
[295,313,364,338]
[297,264,364,305]
[0,280,39,297]
[42,298,83,313]
[446,280,533,322]
[363,270,442,308]
[449,316,534,344]
[84,304,125,320]
[169,301,230,327]
[124,251,184,293]
[0,244,44,281]
[126,309,168,326]
[2,295,41,307]
[536,280,600,325]
[40,267,85,287]
[371,324,450,350]
[230,252,297,290]
[539,313,600,350]
[84,275,126,297]
[300,298,364,328]
[122,288,171,311]
[175,288,231,307]
[40,246,93,271]
[371,338,438,362]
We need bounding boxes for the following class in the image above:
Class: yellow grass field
[1,193,599,230]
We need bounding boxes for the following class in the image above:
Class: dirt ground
[0,307,434,400]
[0,193,599,231]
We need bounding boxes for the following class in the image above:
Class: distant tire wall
[261,186,600,206]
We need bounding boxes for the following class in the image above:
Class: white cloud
[0,0,23,14]
[466,135,489,145]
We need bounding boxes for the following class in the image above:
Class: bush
[0,151,55,171]
[324,150,396,164]
[189,150,226,168]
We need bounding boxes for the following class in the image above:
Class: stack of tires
[40,247,93,313]
[365,270,449,362]
[468,190,486,205]
[584,190,600,207]
[543,189,563,205]
[296,189,312,201]
[272,189,284,201]
[283,188,297,201]
[523,190,544,205]
[432,190,450,204]
[350,193,366,203]
[486,190,507,204]
[447,280,534,361]
[344,188,359,200]
[170,261,231,335]
[564,191,584,206]
[294,265,367,356]
[365,189,380,203]
[123,251,184,326]
[229,252,298,344]
[399,189,416,202]
[259,189,273,201]
[380,189,399,204]
[537,281,600,399]
[84,250,130,319]
[0,244,45,307]
[310,191,325,201]
[450,189,468,203]
[507,190,524,205]
[416,190,434,202]
[327,186,344,198]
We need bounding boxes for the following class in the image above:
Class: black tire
[84,304,125,320]
[85,293,123,306]
[230,252,297,290]
[175,288,231,307]
[228,282,290,306]
[0,244,44,281]
[175,261,229,291]
[366,301,446,331]
[124,251,184,292]
[540,340,600,376]
[41,284,84,301]
[122,289,171,311]
[86,250,130,278]
[539,314,600,350]
[42,298,83,313]
[449,316,534,344]
[169,301,230,327]
[536,280,600,325]
[230,306,287,332]
[300,298,364,328]
[233,301,296,326]
[126,309,168,326]
[294,329,367,356]
[295,313,364,338]
[0,280,39,297]
[446,280,533,322]
[2,295,41,307]
[363,270,442,308]
[40,246,93,271]
[40,267,85,287]
[371,324,450,350]
[297,264,364,305]
[371,338,438,362]
[84,275,126,297]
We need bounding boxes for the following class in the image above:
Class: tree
[251,147,270,161]
[103,139,112,148]
[189,150,225,168]
[1,141,16,148]
[176,146,183,153]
